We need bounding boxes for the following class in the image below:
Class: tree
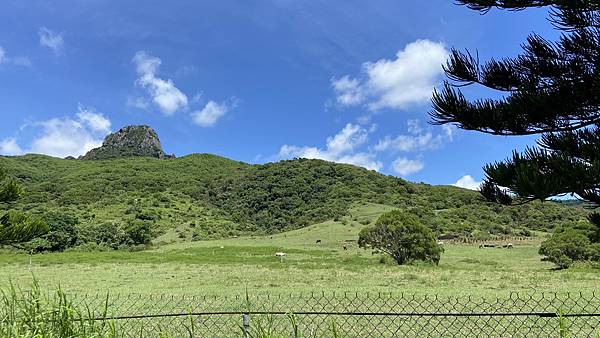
[358,210,443,265]
[0,168,48,245]
[430,1,600,259]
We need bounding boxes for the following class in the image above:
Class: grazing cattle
[316,240,322,244]
[343,245,348,251]
[275,252,286,257]
[507,243,513,249]
[479,244,496,248]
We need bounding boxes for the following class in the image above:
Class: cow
[316,239,322,244]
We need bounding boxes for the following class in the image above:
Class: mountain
[0,126,590,251]
[80,125,174,160]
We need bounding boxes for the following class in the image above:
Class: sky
[0,0,558,189]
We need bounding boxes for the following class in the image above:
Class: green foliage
[207,159,412,232]
[0,211,48,246]
[358,210,443,265]
[0,155,590,252]
[432,1,600,267]
[0,168,49,246]
[123,219,154,246]
[23,211,79,252]
[0,279,117,337]
[0,168,22,203]
[539,225,600,269]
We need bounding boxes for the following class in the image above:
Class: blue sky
[0,0,556,188]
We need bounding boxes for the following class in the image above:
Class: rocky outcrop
[81,125,174,160]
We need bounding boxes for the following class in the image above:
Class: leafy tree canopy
[358,210,443,265]
[430,1,600,267]
[431,0,600,205]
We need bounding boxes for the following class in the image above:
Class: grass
[0,203,598,298]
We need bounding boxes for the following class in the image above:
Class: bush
[123,220,153,246]
[26,212,79,252]
[78,222,127,249]
[539,227,595,269]
[358,210,443,265]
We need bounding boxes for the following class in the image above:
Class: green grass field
[1,203,598,298]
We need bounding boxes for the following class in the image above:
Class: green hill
[0,154,589,251]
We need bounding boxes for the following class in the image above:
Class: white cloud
[391,157,424,176]
[38,27,64,55]
[331,76,365,106]
[279,123,383,171]
[191,100,229,127]
[0,108,112,158]
[76,106,111,133]
[133,51,188,115]
[332,39,448,111]
[0,46,32,67]
[0,138,24,156]
[374,119,452,153]
[452,175,482,190]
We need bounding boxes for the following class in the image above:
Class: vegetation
[0,204,598,298]
[358,210,443,265]
[0,154,589,253]
[0,168,48,246]
[430,0,600,267]
[539,221,600,269]
[0,280,117,338]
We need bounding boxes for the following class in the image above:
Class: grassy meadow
[1,203,598,298]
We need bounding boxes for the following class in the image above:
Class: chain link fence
[69,291,600,337]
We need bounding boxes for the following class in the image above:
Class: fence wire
[69,291,600,337]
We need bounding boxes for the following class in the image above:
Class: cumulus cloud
[375,119,454,153]
[0,47,5,64]
[279,123,382,171]
[331,76,365,106]
[133,51,188,115]
[38,27,64,55]
[191,100,230,127]
[391,157,424,176]
[0,138,24,156]
[452,175,483,190]
[0,107,112,158]
[332,39,448,111]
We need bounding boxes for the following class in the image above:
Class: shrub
[26,211,79,252]
[358,210,443,265]
[539,227,594,269]
[123,220,153,246]
[78,222,127,249]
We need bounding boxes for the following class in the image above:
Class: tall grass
[0,278,117,338]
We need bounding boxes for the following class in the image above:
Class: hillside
[0,153,589,251]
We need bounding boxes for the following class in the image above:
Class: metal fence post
[242,313,250,338]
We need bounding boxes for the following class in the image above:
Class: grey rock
[81,125,174,160]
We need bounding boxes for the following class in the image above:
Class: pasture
[0,203,598,298]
